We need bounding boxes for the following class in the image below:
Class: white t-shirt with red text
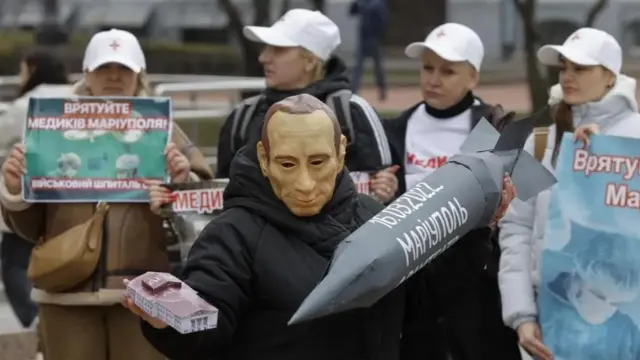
[404,104,470,189]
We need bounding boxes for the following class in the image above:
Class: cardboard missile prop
[289,114,557,324]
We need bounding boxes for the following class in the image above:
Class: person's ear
[605,70,616,89]
[302,51,318,73]
[337,135,347,171]
[257,141,269,177]
[82,73,96,96]
[467,66,480,90]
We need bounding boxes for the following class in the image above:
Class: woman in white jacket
[0,50,70,329]
[498,27,640,360]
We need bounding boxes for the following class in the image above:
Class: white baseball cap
[405,23,484,71]
[82,29,146,73]
[537,27,621,75]
[243,9,341,61]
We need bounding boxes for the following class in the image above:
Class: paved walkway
[358,82,640,113]
[174,81,640,115]
[172,83,534,114]
[0,300,21,334]
[359,84,531,112]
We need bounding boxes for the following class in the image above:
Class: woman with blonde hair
[216,8,398,203]
[0,28,212,360]
[498,27,640,360]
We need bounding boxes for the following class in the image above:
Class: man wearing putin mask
[134,94,516,359]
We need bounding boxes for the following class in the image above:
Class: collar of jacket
[384,95,497,196]
[386,95,495,137]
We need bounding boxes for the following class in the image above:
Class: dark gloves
[489,104,517,132]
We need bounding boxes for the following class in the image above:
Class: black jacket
[142,147,426,360]
[215,57,392,178]
[383,97,522,359]
[382,96,509,278]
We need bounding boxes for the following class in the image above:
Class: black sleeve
[399,269,435,360]
[400,228,496,359]
[381,118,408,198]
[141,215,253,359]
[381,119,403,167]
[215,111,235,179]
[426,226,495,295]
[345,97,393,172]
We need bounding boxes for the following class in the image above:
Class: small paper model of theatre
[127,271,218,334]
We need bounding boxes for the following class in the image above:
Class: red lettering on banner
[406,152,448,169]
[173,189,224,213]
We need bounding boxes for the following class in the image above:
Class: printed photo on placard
[539,133,640,360]
[22,96,171,202]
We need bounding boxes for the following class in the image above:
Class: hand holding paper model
[126,272,219,334]
[289,113,557,324]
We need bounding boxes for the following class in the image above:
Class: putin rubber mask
[257,94,347,217]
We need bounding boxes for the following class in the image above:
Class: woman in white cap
[0,29,213,360]
[216,8,398,203]
[381,22,522,360]
[499,27,640,360]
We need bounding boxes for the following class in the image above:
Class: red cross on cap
[436,29,446,38]
[109,40,120,51]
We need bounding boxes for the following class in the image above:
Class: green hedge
[0,31,243,75]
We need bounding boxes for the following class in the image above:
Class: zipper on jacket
[90,204,99,292]
[90,203,109,292]
[99,206,108,289]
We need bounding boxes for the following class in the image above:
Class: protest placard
[161,180,228,268]
[22,97,171,202]
[540,133,640,360]
[348,171,372,196]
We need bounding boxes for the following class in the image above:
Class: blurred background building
[1,0,640,61]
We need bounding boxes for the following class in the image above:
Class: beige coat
[0,81,213,305]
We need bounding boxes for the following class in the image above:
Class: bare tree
[35,0,68,45]
[281,0,291,14]
[309,0,326,12]
[512,0,547,112]
[585,0,608,27]
[513,0,609,113]
[218,0,271,76]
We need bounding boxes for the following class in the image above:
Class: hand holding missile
[289,112,556,324]
[491,175,516,226]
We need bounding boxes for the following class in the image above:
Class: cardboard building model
[127,272,219,334]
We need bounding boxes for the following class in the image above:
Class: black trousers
[422,233,522,360]
[351,34,387,99]
[1,232,38,328]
